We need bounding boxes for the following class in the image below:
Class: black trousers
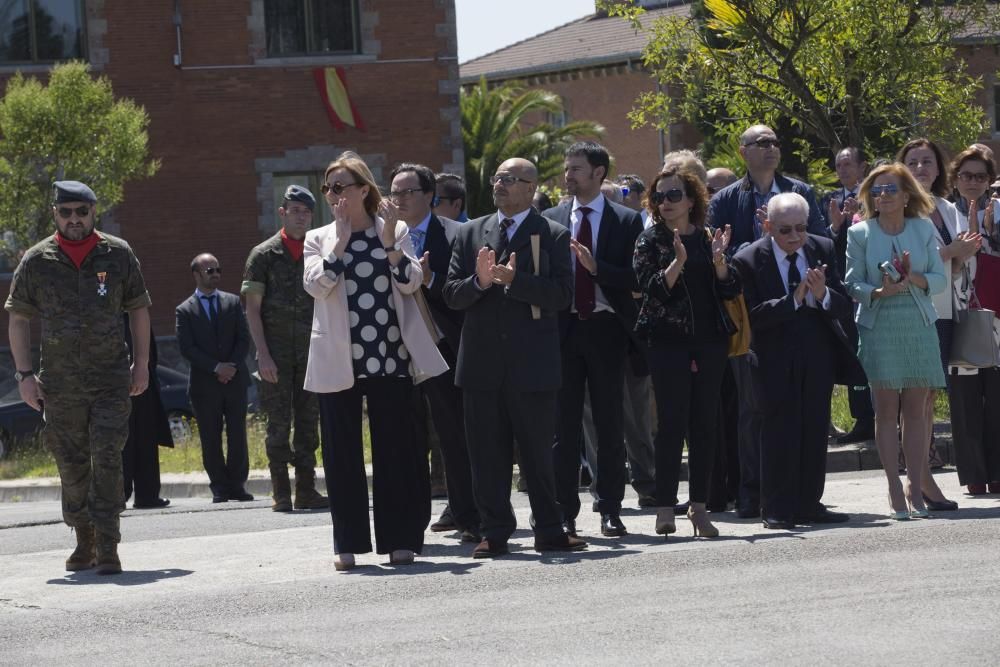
[554,315,628,520]
[949,368,1000,486]
[318,377,430,555]
[731,353,762,512]
[122,433,161,505]
[758,313,837,521]
[190,382,248,498]
[708,361,740,509]
[415,344,479,531]
[647,339,729,506]
[843,317,874,422]
[464,383,563,544]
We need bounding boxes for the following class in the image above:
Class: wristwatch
[14,369,35,382]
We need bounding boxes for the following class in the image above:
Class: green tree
[0,61,159,260]
[601,0,1000,168]
[462,77,604,217]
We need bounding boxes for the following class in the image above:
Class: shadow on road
[349,561,485,576]
[47,568,194,586]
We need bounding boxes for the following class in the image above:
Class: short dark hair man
[177,253,253,504]
[434,172,467,222]
[242,185,328,512]
[6,180,152,575]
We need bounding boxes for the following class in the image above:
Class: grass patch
[830,385,950,431]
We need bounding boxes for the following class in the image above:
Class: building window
[265,0,358,57]
[269,173,331,236]
[0,0,86,64]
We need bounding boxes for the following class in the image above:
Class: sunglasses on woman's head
[650,189,684,205]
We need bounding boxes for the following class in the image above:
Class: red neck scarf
[54,231,101,269]
[281,228,304,262]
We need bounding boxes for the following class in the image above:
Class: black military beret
[284,185,316,211]
[53,180,97,204]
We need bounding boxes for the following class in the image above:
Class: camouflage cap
[283,185,316,211]
[53,180,97,204]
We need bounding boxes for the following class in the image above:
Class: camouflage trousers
[42,386,131,542]
[259,356,319,469]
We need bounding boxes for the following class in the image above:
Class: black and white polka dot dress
[341,226,411,378]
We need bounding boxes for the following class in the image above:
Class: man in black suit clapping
[732,193,864,529]
[176,254,253,503]
[444,158,586,558]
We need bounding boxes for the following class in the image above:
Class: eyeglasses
[870,183,899,196]
[202,267,222,275]
[57,205,90,219]
[650,189,685,205]
[775,223,808,236]
[321,182,362,196]
[957,171,990,184]
[389,187,427,199]
[744,138,780,150]
[491,174,534,186]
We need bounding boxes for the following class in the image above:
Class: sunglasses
[491,174,534,186]
[389,187,427,199]
[202,267,222,275]
[870,183,899,196]
[744,138,780,150]
[321,182,362,196]
[650,189,685,205]
[57,205,90,219]
[775,223,808,236]
[957,171,990,184]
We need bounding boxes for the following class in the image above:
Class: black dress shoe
[736,506,760,519]
[562,518,578,538]
[534,533,587,552]
[673,500,690,514]
[637,494,658,508]
[600,513,627,537]
[212,495,228,503]
[836,420,875,444]
[459,528,482,543]
[796,509,850,524]
[133,498,170,509]
[922,494,958,511]
[430,506,457,532]
[472,539,509,559]
[230,490,254,502]
[762,517,795,530]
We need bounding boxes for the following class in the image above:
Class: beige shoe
[654,508,676,536]
[687,502,719,538]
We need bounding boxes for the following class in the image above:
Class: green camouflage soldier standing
[242,185,327,512]
[6,180,152,575]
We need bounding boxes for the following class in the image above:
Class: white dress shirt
[770,238,830,310]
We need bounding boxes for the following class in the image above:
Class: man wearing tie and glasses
[176,253,253,504]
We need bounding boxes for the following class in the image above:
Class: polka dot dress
[343,226,410,378]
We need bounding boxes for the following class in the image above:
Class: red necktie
[575,207,595,318]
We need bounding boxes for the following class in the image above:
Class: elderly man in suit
[389,162,480,543]
[444,157,586,558]
[732,193,864,529]
[176,253,253,503]
[543,142,643,537]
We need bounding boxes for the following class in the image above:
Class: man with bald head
[706,167,738,197]
[444,157,586,558]
[732,193,863,529]
[177,253,253,503]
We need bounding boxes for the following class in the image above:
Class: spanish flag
[313,66,365,132]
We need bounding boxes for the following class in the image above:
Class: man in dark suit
[389,162,479,542]
[732,193,865,529]
[176,253,253,503]
[444,157,586,558]
[543,142,643,537]
[820,146,875,445]
[707,123,827,519]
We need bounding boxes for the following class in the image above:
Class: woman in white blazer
[898,138,980,510]
[303,151,447,571]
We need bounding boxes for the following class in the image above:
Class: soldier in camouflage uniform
[6,181,152,575]
[242,185,327,512]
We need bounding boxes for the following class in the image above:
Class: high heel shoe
[909,508,930,519]
[389,549,415,565]
[687,503,719,538]
[334,553,356,571]
[654,507,676,536]
[888,494,909,521]
[904,484,929,519]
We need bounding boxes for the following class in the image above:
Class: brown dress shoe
[65,526,96,571]
[472,539,509,559]
[533,533,587,553]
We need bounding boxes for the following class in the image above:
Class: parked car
[0,366,196,460]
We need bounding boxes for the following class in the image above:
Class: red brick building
[460,1,1000,184]
[0,0,463,338]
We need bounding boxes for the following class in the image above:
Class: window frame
[264,0,360,59]
[0,0,88,65]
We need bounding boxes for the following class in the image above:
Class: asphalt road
[1,469,999,665]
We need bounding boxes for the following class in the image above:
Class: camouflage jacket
[5,232,151,386]
[241,232,313,358]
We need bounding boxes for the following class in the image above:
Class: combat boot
[270,464,293,512]
[95,533,122,575]
[294,466,329,510]
[65,525,96,571]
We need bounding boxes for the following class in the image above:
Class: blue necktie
[410,229,425,255]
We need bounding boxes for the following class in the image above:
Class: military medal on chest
[97,271,108,296]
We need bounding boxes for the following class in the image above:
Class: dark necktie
[497,217,514,255]
[200,294,217,321]
[575,207,596,318]
[786,253,801,296]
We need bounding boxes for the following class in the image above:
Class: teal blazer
[845,217,947,330]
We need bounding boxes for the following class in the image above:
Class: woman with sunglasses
[845,163,948,519]
[633,168,739,538]
[303,151,448,571]
[947,147,1000,496]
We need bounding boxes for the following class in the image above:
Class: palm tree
[461,77,604,217]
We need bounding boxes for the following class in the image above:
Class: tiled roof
[459,4,691,83]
